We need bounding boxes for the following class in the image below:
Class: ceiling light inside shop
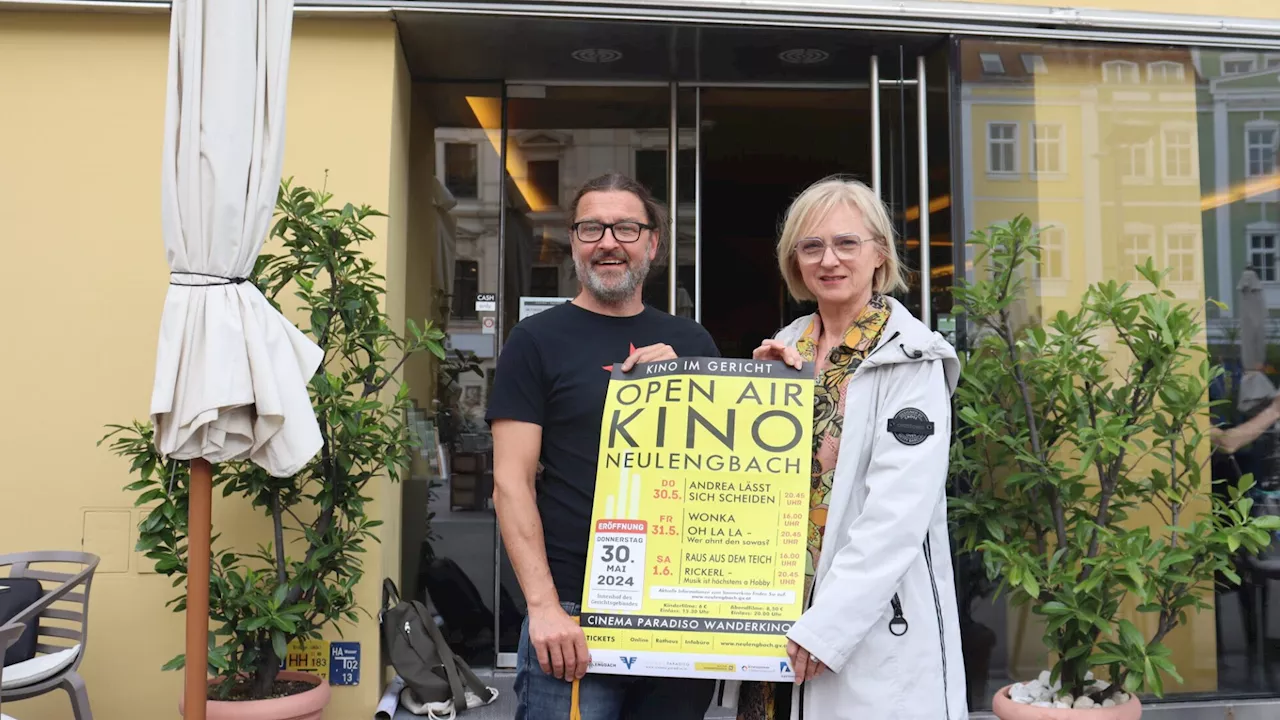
[464,96,555,212]
[779,48,830,64]
[572,48,623,63]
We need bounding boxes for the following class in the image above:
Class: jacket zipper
[924,534,952,720]
[888,593,908,636]
[865,331,913,642]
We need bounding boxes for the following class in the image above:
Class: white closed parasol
[150,2,315,718]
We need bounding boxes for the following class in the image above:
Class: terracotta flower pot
[992,683,1142,720]
[179,671,332,720]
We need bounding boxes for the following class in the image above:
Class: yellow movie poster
[580,357,815,682]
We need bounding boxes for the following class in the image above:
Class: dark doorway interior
[698,88,874,358]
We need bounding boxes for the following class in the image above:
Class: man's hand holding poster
[580,356,815,682]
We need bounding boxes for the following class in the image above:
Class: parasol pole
[185,458,213,720]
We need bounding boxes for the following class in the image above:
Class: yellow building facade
[4,1,1280,718]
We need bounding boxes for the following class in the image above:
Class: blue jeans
[515,602,715,720]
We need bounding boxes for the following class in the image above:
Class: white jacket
[717,296,968,720]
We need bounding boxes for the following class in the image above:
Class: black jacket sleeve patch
[887,407,934,446]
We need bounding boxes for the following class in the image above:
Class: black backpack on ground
[381,578,496,714]
[0,578,42,666]
[419,555,493,662]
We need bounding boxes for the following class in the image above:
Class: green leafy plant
[434,348,484,450]
[101,179,445,700]
[949,215,1279,703]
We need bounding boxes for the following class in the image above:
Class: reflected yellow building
[957,39,1280,696]
[960,43,1206,322]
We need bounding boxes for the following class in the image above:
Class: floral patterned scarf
[737,294,891,720]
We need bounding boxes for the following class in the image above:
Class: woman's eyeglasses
[795,234,871,263]
[572,221,653,244]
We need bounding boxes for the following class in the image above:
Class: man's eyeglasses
[794,234,871,263]
[572,221,653,244]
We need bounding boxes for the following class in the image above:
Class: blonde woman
[721,176,967,720]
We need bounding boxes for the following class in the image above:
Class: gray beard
[574,249,652,306]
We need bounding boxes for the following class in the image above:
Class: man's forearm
[494,477,560,611]
[1215,404,1280,454]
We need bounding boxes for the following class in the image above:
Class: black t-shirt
[485,302,721,601]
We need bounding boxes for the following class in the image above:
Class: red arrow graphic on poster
[602,344,638,372]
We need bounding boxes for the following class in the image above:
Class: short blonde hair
[776,176,907,302]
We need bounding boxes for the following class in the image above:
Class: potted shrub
[102,180,445,718]
[949,216,1279,717]
[433,347,484,454]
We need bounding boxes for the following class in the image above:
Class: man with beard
[487,173,720,719]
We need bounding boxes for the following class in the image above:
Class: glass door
[689,51,950,350]
[872,46,954,335]
[487,45,953,669]
[689,85,873,356]
[494,84,678,666]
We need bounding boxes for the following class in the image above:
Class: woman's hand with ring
[786,639,828,684]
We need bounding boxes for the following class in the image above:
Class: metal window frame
[917,54,930,327]
[493,86,510,669]
[668,81,679,315]
[14,0,1280,49]
[378,1,1280,50]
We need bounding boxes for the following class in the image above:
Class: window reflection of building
[1204,51,1280,332]
[960,41,1210,319]
[1032,226,1065,280]
[452,259,479,319]
[444,142,479,199]
[1222,53,1259,75]
[435,121,504,455]
[986,122,1019,174]
[1149,60,1186,84]
[1119,126,1155,184]
[435,115,697,421]
[959,39,1280,699]
[529,266,560,297]
[1246,122,1279,179]
[1251,230,1279,282]
[1162,123,1197,182]
[1021,53,1047,75]
[1165,226,1198,284]
[1031,124,1064,175]
[635,147,696,203]
[1102,59,1140,84]
[1121,224,1155,281]
[980,52,1006,75]
[526,159,561,206]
